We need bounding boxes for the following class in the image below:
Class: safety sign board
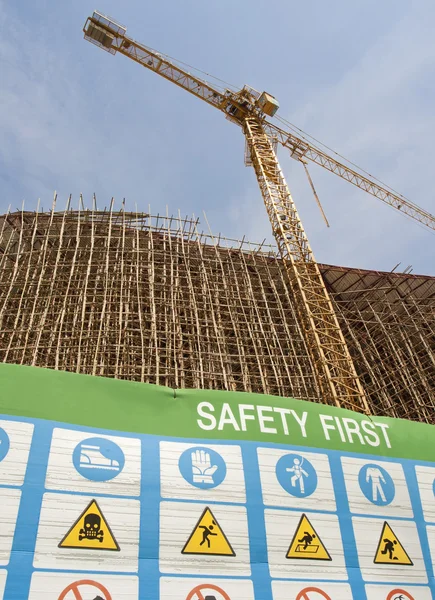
[276,453,318,497]
[364,584,433,600]
[185,583,230,600]
[286,513,331,560]
[182,507,235,556]
[179,446,227,489]
[373,522,412,565]
[160,577,255,600]
[352,517,426,584]
[160,441,246,504]
[265,509,346,580]
[257,448,336,513]
[58,499,120,551]
[341,457,413,519]
[3,363,435,598]
[415,465,435,523]
[73,437,125,482]
[28,572,139,600]
[58,579,112,600]
[359,464,395,506]
[272,581,353,600]
[45,428,141,497]
[0,419,34,487]
[159,501,250,576]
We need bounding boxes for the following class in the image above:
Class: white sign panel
[414,465,435,523]
[29,572,139,599]
[160,441,245,503]
[272,580,353,600]
[423,524,435,566]
[45,428,141,496]
[365,583,432,600]
[160,577,254,600]
[258,448,336,512]
[0,488,21,566]
[264,509,346,580]
[159,501,250,576]
[341,457,413,518]
[0,419,33,486]
[0,570,6,600]
[33,492,140,572]
[352,517,426,583]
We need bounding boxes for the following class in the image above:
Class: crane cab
[257,92,279,117]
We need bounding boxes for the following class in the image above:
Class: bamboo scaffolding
[0,203,433,421]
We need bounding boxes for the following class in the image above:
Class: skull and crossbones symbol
[79,512,104,542]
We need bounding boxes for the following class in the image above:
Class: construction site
[0,202,433,423]
[0,11,433,428]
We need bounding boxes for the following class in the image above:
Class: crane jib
[82,10,434,411]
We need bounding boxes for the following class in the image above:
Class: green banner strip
[0,363,434,462]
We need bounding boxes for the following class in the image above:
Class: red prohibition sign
[58,579,112,600]
[186,583,231,600]
[296,587,332,600]
[386,590,415,600]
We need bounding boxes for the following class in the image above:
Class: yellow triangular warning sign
[58,499,120,551]
[374,521,413,565]
[182,507,235,556]
[286,513,331,561]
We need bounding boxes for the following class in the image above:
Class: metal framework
[0,203,433,422]
[81,11,435,415]
[244,118,367,411]
[82,12,435,233]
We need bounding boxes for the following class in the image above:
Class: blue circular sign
[276,453,318,497]
[0,428,10,462]
[72,437,125,482]
[179,446,227,489]
[358,463,395,506]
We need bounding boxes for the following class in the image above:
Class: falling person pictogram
[381,537,398,561]
[199,521,218,548]
[373,522,413,565]
[182,507,235,556]
[298,531,316,550]
[286,514,331,560]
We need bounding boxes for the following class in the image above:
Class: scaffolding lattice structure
[0,202,433,422]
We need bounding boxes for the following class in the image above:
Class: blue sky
[1,0,434,274]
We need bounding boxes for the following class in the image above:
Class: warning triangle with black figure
[286,513,332,561]
[182,506,236,556]
[373,521,413,565]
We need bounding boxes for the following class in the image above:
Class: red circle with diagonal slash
[58,579,112,600]
[186,583,232,600]
[295,587,332,600]
[386,590,415,600]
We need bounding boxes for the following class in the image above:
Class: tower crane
[83,11,435,414]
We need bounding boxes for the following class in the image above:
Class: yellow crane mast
[83,11,435,413]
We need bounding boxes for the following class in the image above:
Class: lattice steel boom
[82,11,432,411]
